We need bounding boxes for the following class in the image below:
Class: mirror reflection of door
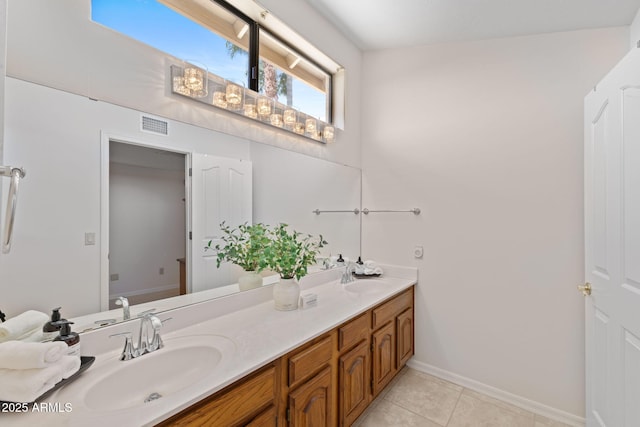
[108,142,187,309]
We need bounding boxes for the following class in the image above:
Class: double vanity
[5,265,416,426]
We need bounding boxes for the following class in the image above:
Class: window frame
[211,0,333,123]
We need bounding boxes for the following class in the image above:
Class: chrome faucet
[115,296,130,320]
[340,261,357,284]
[110,313,167,361]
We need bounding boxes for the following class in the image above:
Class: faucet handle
[109,332,135,361]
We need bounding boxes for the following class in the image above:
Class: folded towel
[0,311,49,343]
[0,341,69,370]
[0,355,80,402]
[364,260,377,269]
[17,329,46,343]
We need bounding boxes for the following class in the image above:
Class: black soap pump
[336,254,345,267]
[53,320,81,357]
[43,307,65,341]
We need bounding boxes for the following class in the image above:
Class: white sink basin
[79,334,235,412]
[343,279,389,295]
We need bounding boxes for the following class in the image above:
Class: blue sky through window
[92,0,327,121]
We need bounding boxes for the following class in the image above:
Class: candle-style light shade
[293,122,305,135]
[244,102,257,119]
[257,97,271,118]
[305,118,316,134]
[226,82,243,110]
[270,113,284,127]
[173,76,192,97]
[323,126,335,143]
[213,91,227,108]
[284,109,296,127]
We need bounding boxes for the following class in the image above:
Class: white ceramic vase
[238,270,263,291]
[273,278,300,311]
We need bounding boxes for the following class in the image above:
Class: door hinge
[188,168,192,177]
[251,66,257,80]
[189,231,192,240]
[286,407,290,423]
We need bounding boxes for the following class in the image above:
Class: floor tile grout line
[443,386,464,427]
[383,397,448,426]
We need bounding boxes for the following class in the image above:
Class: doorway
[107,141,188,309]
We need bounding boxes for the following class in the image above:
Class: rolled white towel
[0,341,69,370]
[0,311,49,343]
[373,267,384,275]
[0,355,80,403]
[364,260,377,269]
[18,329,46,343]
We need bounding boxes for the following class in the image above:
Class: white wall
[5,0,362,168]
[631,6,640,49]
[361,28,628,418]
[251,142,361,259]
[109,162,185,298]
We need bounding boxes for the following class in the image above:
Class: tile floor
[353,368,573,427]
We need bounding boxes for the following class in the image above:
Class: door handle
[577,282,592,296]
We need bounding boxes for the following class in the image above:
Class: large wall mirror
[0,78,361,332]
[0,0,361,334]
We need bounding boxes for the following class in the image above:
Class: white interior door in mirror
[191,154,252,293]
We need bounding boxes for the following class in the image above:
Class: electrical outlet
[110,273,119,281]
[414,245,424,259]
[159,267,164,275]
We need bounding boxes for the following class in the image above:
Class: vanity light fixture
[283,108,296,129]
[170,64,335,143]
[225,81,243,110]
[305,117,316,135]
[176,62,207,98]
[212,83,227,108]
[257,96,272,119]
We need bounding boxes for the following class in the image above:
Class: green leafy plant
[265,223,327,280]
[208,222,270,272]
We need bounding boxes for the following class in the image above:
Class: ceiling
[306,0,640,51]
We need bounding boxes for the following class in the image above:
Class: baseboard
[406,359,586,427]
[109,284,179,299]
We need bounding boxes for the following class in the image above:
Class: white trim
[109,284,179,299]
[406,359,586,427]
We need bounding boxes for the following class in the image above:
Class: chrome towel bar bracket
[362,208,421,215]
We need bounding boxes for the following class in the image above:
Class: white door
[190,154,252,293]
[584,48,640,427]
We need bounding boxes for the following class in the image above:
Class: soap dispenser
[43,307,65,341]
[53,320,80,357]
[336,254,345,267]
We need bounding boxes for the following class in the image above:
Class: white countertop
[3,265,417,427]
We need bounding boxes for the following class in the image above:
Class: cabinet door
[372,321,395,397]
[289,366,332,427]
[245,405,276,427]
[396,307,413,369]
[339,340,370,426]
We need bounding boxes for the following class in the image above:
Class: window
[92,0,334,124]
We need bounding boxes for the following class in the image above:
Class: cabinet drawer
[289,335,332,388]
[338,312,369,352]
[159,365,276,426]
[372,288,413,330]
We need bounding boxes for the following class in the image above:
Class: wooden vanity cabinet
[280,333,335,427]
[158,363,278,427]
[337,312,371,426]
[156,286,414,427]
[371,287,414,399]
